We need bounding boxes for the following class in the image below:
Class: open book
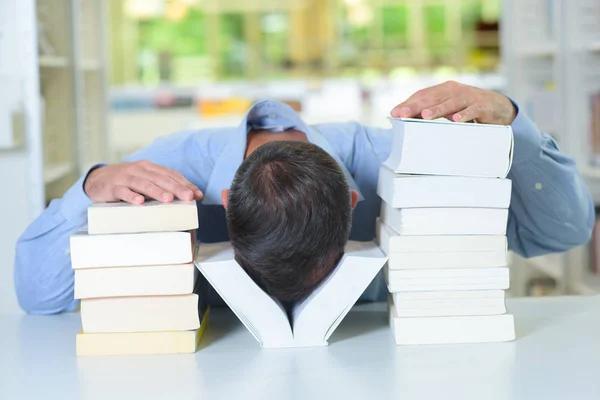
[194,241,387,348]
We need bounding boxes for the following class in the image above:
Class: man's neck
[245,129,308,157]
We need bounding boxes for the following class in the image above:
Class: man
[14,81,594,314]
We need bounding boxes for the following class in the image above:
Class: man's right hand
[84,160,204,204]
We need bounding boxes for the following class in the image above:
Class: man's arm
[346,81,593,257]
[503,109,594,256]
[14,131,210,314]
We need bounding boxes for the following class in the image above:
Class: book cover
[383,118,513,178]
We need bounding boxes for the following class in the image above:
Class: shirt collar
[202,99,364,205]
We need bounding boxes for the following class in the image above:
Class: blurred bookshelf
[109,0,503,87]
[36,0,109,202]
[502,0,600,296]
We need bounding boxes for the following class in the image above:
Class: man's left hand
[390,81,517,126]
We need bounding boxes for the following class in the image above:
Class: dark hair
[226,140,352,302]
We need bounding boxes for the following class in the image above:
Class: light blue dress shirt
[14,99,594,314]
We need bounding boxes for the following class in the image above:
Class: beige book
[87,200,198,235]
[74,263,196,299]
[76,309,210,356]
[81,294,200,333]
[70,230,194,269]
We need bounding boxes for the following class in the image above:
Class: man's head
[222,140,358,302]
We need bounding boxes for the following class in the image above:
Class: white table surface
[2,296,600,400]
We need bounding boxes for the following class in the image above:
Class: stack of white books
[70,200,209,355]
[377,118,516,345]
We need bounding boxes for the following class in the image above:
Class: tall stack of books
[377,118,516,345]
[70,200,209,356]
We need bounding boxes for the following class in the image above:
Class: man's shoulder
[151,126,238,155]
[310,121,363,137]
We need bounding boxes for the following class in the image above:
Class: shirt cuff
[60,163,106,226]
[509,100,544,165]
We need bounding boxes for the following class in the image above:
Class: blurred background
[1,0,600,312]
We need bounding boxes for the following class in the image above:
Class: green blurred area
[111,0,501,86]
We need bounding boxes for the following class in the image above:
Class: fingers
[452,103,493,123]
[137,169,194,201]
[391,82,455,118]
[142,162,204,200]
[126,175,174,202]
[113,186,145,204]
[392,97,443,119]
[422,98,468,120]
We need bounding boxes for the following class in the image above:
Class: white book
[377,165,512,208]
[376,218,507,253]
[81,294,200,333]
[377,220,506,268]
[392,289,505,301]
[389,307,516,345]
[194,241,387,348]
[380,202,509,236]
[70,229,193,269]
[383,118,513,178]
[385,251,507,269]
[392,295,506,317]
[74,263,196,299]
[386,267,509,280]
[385,267,510,292]
[87,200,198,235]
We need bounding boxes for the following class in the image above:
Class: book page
[291,241,387,346]
[194,242,294,347]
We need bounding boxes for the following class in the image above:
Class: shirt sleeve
[14,131,213,314]
[505,105,594,256]
[349,106,594,258]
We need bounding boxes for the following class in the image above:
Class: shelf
[38,55,69,68]
[589,40,600,52]
[580,167,600,204]
[581,166,600,179]
[526,254,564,280]
[44,162,74,184]
[81,59,101,71]
[573,275,600,295]
[516,44,557,57]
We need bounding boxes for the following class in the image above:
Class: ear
[350,190,359,210]
[221,189,229,209]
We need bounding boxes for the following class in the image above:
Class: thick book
[376,218,507,253]
[384,267,510,292]
[76,310,210,356]
[383,118,513,178]
[87,200,198,235]
[380,202,509,236]
[70,229,194,269]
[81,294,200,333]
[377,219,507,269]
[389,306,515,345]
[194,241,387,348]
[377,164,512,208]
[74,263,196,299]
